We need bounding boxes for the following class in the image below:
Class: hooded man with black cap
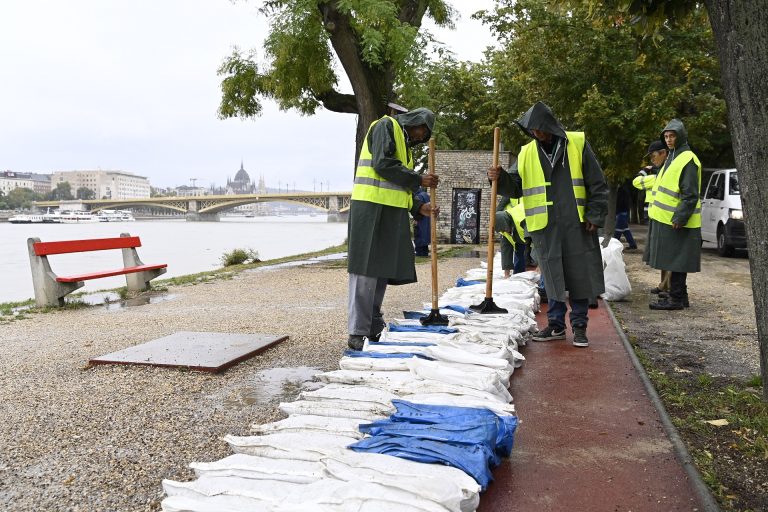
[488,101,608,347]
[347,107,439,350]
[645,118,702,310]
[634,139,670,293]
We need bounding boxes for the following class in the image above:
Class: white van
[700,168,746,256]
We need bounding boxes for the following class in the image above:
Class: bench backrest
[33,236,142,256]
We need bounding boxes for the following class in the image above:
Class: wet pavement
[479,301,714,512]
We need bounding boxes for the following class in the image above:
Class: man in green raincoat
[347,108,439,350]
[645,119,702,310]
[488,102,608,347]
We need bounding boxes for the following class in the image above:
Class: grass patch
[632,342,768,510]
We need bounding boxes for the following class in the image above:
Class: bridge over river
[34,191,352,222]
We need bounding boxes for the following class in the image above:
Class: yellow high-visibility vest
[517,131,586,231]
[648,151,701,228]
[351,116,413,209]
[500,201,526,247]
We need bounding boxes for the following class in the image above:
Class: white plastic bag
[599,237,632,301]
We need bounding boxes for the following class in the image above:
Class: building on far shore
[51,170,150,199]
[1,171,51,196]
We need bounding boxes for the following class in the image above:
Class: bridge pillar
[326,195,346,222]
[186,199,219,221]
[185,212,220,222]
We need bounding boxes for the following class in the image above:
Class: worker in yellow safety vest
[347,107,439,351]
[645,119,702,311]
[487,101,608,348]
[633,139,671,295]
[495,196,528,278]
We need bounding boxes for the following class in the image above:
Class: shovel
[420,138,449,326]
[470,127,508,314]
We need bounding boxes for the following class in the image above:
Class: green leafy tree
[76,187,96,200]
[48,182,74,201]
[549,0,768,401]
[217,0,454,171]
[399,54,499,152]
[5,187,38,210]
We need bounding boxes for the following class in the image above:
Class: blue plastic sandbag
[456,277,484,287]
[388,400,518,457]
[342,350,433,360]
[358,419,502,465]
[387,324,457,334]
[349,434,497,489]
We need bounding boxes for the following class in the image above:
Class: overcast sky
[0,1,496,191]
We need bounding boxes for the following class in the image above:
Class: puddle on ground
[65,291,178,309]
[222,366,322,409]
[247,253,346,273]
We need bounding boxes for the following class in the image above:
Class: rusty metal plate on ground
[89,331,288,373]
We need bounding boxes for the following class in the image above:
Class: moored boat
[8,214,44,224]
[59,211,99,224]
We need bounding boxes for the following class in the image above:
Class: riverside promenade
[0,254,718,511]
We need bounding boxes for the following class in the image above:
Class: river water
[0,215,348,304]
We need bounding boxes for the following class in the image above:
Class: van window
[705,173,724,200]
[729,172,740,195]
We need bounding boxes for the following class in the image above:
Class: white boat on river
[97,209,136,222]
[8,214,44,224]
[59,211,100,224]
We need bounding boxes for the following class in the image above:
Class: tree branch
[316,90,358,113]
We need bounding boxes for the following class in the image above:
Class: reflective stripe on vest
[352,116,413,209]
[648,151,702,227]
[500,200,526,246]
[632,174,657,203]
[517,131,586,231]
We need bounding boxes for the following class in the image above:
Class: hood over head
[515,101,567,140]
[659,118,688,149]
[395,107,435,143]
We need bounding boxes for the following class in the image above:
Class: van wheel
[717,225,735,257]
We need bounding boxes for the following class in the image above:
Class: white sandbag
[599,237,632,301]
[317,369,510,404]
[279,399,392,421]
[322,457,478,512]
[422,345,513,370]
[163,476,301,504]
[223,432,358,461]
[339,355,412,372]
[162,494,274,512]
[168,476,451,512]
[400,392,516,416]
[191,454,325,483]
[406,358,512,402]
[300,384,397,407]
[250,415,366,440]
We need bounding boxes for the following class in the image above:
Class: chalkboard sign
[451,188,482,244]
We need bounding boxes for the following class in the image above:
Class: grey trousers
[348,273,387,337]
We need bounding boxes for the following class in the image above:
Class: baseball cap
[644,140,667,157]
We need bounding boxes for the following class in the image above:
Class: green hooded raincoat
[497,102,608,301]
[347,108,435,284]
[643,119,702,273]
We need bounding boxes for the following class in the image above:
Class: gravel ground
[610,224,758,378]
[0,255,478,511]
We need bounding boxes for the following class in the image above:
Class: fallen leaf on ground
[703,419,730,427]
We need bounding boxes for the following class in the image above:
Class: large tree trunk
[705,0,768,400]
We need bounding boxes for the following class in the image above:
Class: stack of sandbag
[161,258,536,512]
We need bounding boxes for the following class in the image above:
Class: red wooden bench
[27,233,167,307]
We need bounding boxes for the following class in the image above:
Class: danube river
[0,215,348,304]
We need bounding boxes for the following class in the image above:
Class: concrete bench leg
[27,237,84,307]
[120,233,167,293]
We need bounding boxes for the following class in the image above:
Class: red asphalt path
[479,301,711,512]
